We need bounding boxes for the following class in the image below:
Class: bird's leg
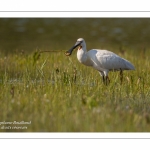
[120,69,123,84]
[99,71,106,85]
[106,76,110,85]
[102,76,105,84]
[103,71,110,85]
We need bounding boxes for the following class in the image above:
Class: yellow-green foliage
[0,48,150,132]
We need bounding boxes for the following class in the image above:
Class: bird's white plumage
[76,38,135,77]
[66,38,135,83]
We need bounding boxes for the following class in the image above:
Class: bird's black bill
[65,41,81,56]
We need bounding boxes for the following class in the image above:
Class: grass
[0,47,150,132]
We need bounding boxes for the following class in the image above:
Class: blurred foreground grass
[0,47,150,132]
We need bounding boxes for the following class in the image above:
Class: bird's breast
[77,50,93,66]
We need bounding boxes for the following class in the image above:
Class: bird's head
[65,38,85,56]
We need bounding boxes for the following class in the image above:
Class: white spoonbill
[65,38,135,84]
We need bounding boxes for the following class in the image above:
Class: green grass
[0,47,150,132]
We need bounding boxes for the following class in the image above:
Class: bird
[65,38,135,85]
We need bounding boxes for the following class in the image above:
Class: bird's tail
[123,58,135,70]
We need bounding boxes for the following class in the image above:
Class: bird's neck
[77,47,88,64]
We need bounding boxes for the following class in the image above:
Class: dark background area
[0,18,150,53]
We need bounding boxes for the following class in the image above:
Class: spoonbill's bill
[65,38,135,84]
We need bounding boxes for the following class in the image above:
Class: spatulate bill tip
[65,52,71,56]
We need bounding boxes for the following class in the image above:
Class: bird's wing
[94,50,134,71]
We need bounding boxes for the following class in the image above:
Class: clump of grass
[0,48,150,132]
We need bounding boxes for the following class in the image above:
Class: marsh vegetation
[0,18,150,131]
